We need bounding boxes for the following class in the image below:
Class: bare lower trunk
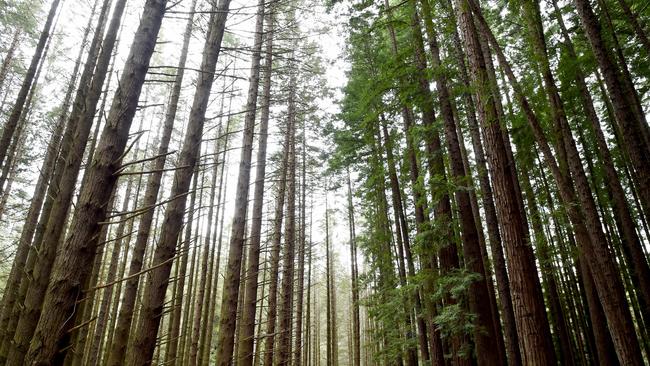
[106,2,197,364]
[237,1,272,363]
[126,0,230,364]
[20,1,167,363]
[455,1,557,363]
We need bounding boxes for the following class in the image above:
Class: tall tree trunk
[189,126,224,366]
[294,126,308,366]
[106,0,196,362]
[171,166,201,366]
[0,0,96,345]
[378,118,430,362]
[448,11,521,361]
[203,105,234,366]
[468,1,644,363]
[0,29,19,93]
[19,1,167,363]
[454,0,557,363]
[210,0,264,359]
[551,0,650,328]
[572,0,650,225]
[237,1,272,363]
[86,177,135,366]
[417,2,504,363]
[0,5,59,196]
[262,91,294,366]
[126,0,231,363]
[382,1,444,362]
[0,0,60,174]
[324,196,339,366]
[346,170,361,366]
[276,70,298,366]
[5,0,126,361]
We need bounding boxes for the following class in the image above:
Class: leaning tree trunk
[4,0,126,362]
[19,1,168,363]
[0,0,96,345]
[552,0,650,327]
[468,1,645,363]
[454,0,557,363]
[0,29,19,92]
[105,1,197,364]
[126,0,231,364]
[0,0,60,174]
[572,0,650,228]
[86,176,135,366]
[189,128,223,366]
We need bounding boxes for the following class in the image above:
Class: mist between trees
[0,0,648,364]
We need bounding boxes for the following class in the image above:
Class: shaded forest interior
[0,0,649,364]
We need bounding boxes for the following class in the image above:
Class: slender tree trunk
[171,166,200,366]
[0,6,59,195]
[292,129,307,366]
[346,170,361,366]
[276,70,298,366]
[86,177,134,366]
[106,0,196,362]
[0,29,19,93]
[324,197,339,366]
[198,126,228,366]
[210,0,265,360]
[189,126,223,366]
[0,0,95,345]
[0,0,60,174]
[19,1,167,363]
[203,106,234,366]
[262,95,295,366]
[572,0,650,224]
[126,1,230,364]
[237,1,272,363]
[382,2,444,362]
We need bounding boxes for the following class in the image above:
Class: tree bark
[0,29,19,93]
[4,0,125,361]
[551,0,650,329]
[0,0,60,174]
[237,1,272,363]
[262,89,294,366]
[19,1,167,363]
[572,0,650,229]
[276,89,297,364]
[125,0,231,363]
[0,0,95,346]
[454,0,557,363]
[86,177,134,366]
[468,1,644,363]
[105,0,197,363]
